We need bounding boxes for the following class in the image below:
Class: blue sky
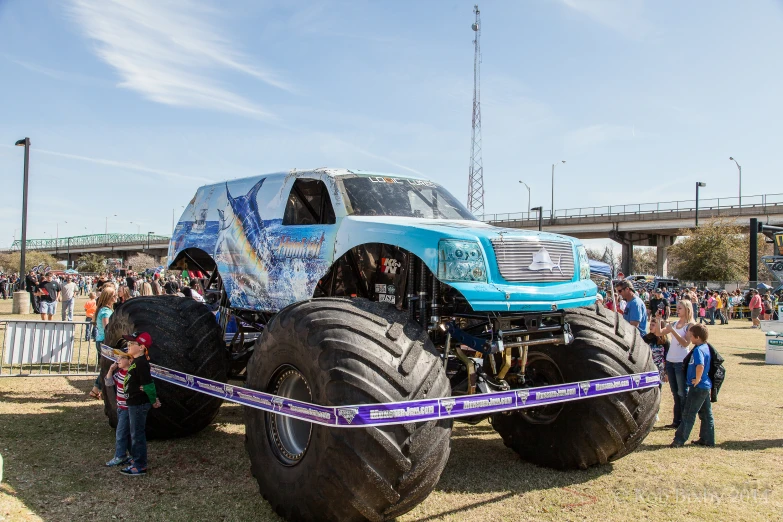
[1,0,782,248]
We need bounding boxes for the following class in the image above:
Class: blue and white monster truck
[104,168,659,521]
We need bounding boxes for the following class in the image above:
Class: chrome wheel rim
[266,365,313,466]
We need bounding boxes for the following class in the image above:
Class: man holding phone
[649,288,670,321]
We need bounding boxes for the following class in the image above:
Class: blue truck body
[168,169,597,313]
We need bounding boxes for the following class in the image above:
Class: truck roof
[204,168,427,192]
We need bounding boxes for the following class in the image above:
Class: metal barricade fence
[0,320,100,377]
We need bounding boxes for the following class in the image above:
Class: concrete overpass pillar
[610,230,634,276]
[654,235,675,276]
[622,241,633,276]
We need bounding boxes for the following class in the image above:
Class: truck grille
[490,239,575,282]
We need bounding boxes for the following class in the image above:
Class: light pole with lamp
[131,222,141,234]
[14,138,30,289]
[518,180,531,215]
[12,138,31,314]
[531,206,543,232]
[551,160,565,223]
[105,214,117,236]
[729,157,741,207]
[695,182,706,227]
[147,231,154,251]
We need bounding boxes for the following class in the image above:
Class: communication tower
[467,4,484,215]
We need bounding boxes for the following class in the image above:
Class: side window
[283,179,336,225]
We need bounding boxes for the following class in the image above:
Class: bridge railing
[8,233,171,252]
[478,192,783,223]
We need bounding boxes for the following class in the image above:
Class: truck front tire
[244,298,452,522]
[103,296,228,439]
[491,303,660,469]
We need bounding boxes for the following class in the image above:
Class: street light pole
[531,206,543,232]
[729,157,741,207]
[147,231,154,251]
[551,160,565,224]
[695,182,706,227]
[15,138,30,288]
[517,180,531,214]
[105,214,117,236]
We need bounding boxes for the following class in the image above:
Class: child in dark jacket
[120,331,161,476]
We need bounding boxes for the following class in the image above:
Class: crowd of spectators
[598,283,779,327]
[0,269,209,318]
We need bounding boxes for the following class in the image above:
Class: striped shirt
[112,368,129,410]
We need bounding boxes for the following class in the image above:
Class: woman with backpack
[656,299,695,430]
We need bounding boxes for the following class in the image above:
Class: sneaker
[669,441,684,448]
[120,465,147,476]
[663,423,680,429]
[106,456,131,467]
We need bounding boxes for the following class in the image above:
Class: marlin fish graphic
[215,178,270,295]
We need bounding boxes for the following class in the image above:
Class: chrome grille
[490,239,575,282]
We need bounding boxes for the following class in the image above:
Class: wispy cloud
[0,144,215,184]
[66,0,292,119]
[561,0,651,39]
[8,57,111,86]
[315,134,424,175]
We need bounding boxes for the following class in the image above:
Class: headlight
[438,240,487,282]
[577,245,590,280]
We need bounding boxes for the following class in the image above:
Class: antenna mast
[467,4,484,215]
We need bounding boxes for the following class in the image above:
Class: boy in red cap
[120,331,161,476]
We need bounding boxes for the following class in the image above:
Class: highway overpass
[479,192,783,275]
[2,233,171,268]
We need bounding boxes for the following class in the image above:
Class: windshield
[339,176,476,220]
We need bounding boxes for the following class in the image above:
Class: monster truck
[102,168,659,521]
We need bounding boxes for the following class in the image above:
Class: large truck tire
[102,296,229,439]
[491,303,660,470]
[245,298,452,522]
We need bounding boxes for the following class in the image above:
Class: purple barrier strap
[101,346,659,428]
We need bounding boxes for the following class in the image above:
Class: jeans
[115,407,132,459]
[61,298,74,321]
[718,309,727,324]
[28,289,39,313]
[692,303,699,322]
[94,340,104,391]
[674,386,715,446]
[128,402,153,470]
[84,319,94,341]
[707,308,715,325]
[665,361,688,426]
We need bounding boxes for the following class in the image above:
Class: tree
[76,253,106,273]
[0,250,61,275]
[668,219,747,281]
[126,253,157,271]
[633,248,657,275]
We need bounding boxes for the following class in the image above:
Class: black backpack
[682,343,726,402]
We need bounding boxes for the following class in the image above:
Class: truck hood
[338,216,578,244]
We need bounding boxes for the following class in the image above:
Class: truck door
[263,177,338,309]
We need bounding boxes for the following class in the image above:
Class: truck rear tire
[102,296,228,439]
[244,298,452,522]
[491,303,660,470]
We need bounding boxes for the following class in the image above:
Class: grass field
[1,297,781,521]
